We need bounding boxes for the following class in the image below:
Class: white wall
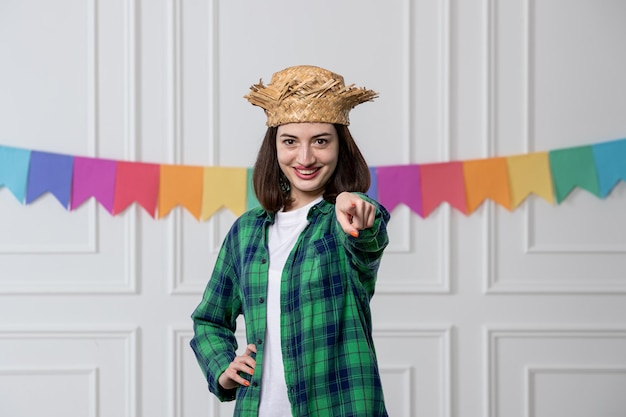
[1,0,625,416]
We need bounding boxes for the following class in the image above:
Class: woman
[191,65,390,416]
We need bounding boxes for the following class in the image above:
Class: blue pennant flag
[0,145,31,203]
[592,138,626,197]
[26,151,74,207]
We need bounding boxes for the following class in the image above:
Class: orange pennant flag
[158,164,204,219]
[463,157,511,213]
[506,152,555,208]
[201,167,248,220]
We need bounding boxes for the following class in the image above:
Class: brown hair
[252,124,371,212]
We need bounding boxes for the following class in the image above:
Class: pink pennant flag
[420,161,467,216]
[377,165,423,217]
[113,161,160,217]
[71,157,117,214]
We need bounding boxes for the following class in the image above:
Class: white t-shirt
[257,197,322,417]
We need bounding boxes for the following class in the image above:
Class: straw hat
[244,65,378,127]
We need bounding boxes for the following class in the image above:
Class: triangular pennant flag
[158,164,203,219]
[367,166,378,200]
[420,161,467,216]
[26,151,74,208]
[463,157,512,213]
[0,145,31,203]
[549,145,601,203]
[377,165,423,216]
[71,157,118,213]
[592,138,626,197]
[113,161,160,217]
[506,152,555,207]
[246,167,260,210]
[201,167,247,220]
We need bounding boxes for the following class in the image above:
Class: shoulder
[227,206,272,237]
[236,205,268,223]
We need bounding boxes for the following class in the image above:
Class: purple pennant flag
[71,157,117,213]
[26,151,74,208]
[377,165,423,217]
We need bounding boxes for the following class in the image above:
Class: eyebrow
[278,132,333,139]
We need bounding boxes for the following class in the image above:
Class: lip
[293,166,321,179]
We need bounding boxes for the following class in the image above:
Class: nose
[298,144,315,166]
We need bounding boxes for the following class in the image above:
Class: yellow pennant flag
[201,167,248,221]
[506,152,555,208]
[158,164,204,219]
[463,157,512,213]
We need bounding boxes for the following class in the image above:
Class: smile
[296,168,319,174]
[294,167,321,177]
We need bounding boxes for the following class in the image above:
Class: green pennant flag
[548,145,601,203]
[246,167,260,210]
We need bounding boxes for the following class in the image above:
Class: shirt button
[256,338,263,345]
[252,381,258,387]
[259,297,264,304]
[261,258,267,264]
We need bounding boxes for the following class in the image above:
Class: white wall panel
[164,0,230,295]
[377,0,453,294]
[527,366,626,417]
[0,368,97,417]
[485,327,626,417]
[0,0,139,294]
[375,326,452,417]
[485,0,626,293]
[0,327,137,417]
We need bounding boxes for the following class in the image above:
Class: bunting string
[1,137,625,220]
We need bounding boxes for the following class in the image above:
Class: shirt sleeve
[190,229,243,402]
[338,193,391,296]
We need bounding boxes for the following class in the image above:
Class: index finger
[336,205,359,237]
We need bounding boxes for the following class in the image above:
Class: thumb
[244,344,257,356]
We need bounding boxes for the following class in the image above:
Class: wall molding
[482,0,626,294]
[375,325,453,417]
[167,0,220,295]
[0,0,138,295]
[0,326,138,417]
[0,366,98,417]
[484,325,626,417]
[525,365,626,417]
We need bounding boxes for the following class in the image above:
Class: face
[276,122,339,210]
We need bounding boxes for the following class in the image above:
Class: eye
[282,139,295,145]
[315,138,328,145]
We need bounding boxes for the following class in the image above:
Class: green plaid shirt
[191,195,390,416]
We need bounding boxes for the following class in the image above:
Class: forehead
[276,122,337,137]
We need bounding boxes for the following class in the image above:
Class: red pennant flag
[420,161,467,216]
[113,161,160,217]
